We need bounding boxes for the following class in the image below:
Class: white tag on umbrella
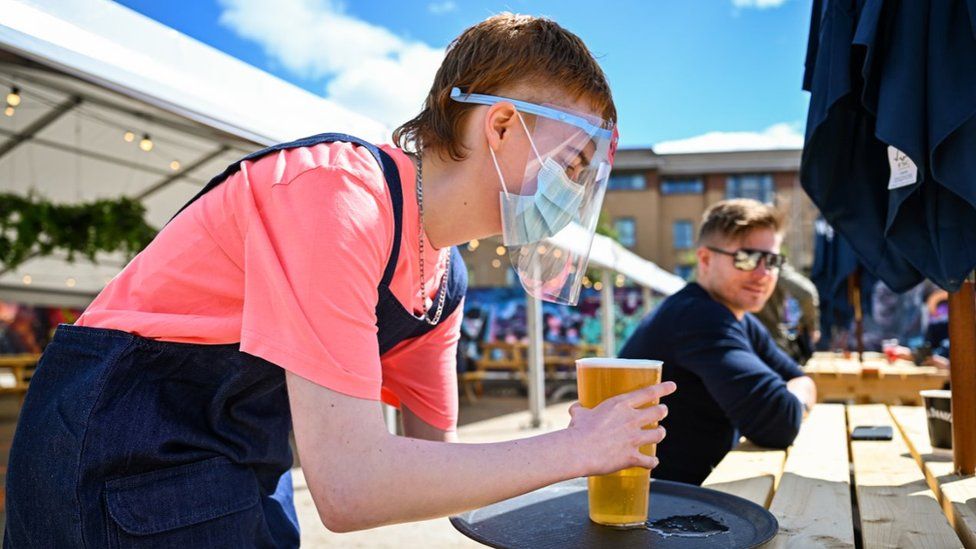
[887,146,918,190]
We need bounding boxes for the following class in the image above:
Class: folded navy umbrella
[810,218,875,344]
[801,0,976,292]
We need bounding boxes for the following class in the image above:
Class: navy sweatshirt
[619,283,805,485]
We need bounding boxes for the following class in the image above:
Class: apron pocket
[104,456,262,547]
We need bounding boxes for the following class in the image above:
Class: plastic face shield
[450,87,618,305]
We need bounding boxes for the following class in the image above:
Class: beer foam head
[576,358,662,369]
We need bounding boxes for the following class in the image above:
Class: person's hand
[923,354,950,370]
[927,289,949,315]
[811,330,822,345]
[567,381,676,476]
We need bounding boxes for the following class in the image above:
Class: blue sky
[113,0,813,150]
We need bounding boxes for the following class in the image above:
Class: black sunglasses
[706,246,786,272]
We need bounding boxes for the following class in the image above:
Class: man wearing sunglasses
[619,199,817,485]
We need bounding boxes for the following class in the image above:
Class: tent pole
[949,273,976,475]
[601,270,616,357]
[0,96,81,160]
[382,404,399,435]
[526,293,545,429]
[134,145,230,201]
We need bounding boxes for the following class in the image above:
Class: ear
[484,101,519,153]
[696,246,710,272]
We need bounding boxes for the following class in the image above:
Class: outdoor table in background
[460,342,601,401]
[0,354,39,396]
[803,352,948,405]
[703,403,976,547]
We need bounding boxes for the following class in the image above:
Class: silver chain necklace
[415,149,450,325]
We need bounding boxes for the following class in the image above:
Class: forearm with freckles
[288,373,584,532]
[332,430,579,528]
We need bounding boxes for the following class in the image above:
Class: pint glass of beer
[576,357,663,527]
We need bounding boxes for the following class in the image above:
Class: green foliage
[595,210,618,240]
[587,211,621,284]
[0,192,157,270]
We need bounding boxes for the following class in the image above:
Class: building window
[673,220,694,250]
[614,218,637,248]
[674,264,695,280]
[726,174,774,203]
[607,173,646,191]
[661,178,704,195]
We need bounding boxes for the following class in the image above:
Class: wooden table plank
[848,404,961,548]
[766,404,855,548]
[890,406,976,549]
[702,441,786,508]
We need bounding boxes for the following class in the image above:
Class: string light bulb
[467,239,480,251]
[123,131,135,142]
[22,275,31,285]
[65,277,77,288]
[139,134,153,152]
[6,86,21,107]
[170,160,181,171]
[495,246,506,256]
[593,281,604,291]
[491,259,502,268]
[4,106,13,117]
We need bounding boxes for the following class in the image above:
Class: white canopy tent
[0,0,386,305]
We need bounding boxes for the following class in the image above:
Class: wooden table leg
[949,278,976,475]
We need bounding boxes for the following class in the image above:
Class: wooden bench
[701,440,786,508]
[702,403,971,547]
[460,342,603,402]
[542,343,602,373]
[460,342,529,401]
[0,354,39,397]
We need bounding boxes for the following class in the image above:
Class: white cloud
[428,1,457,14]
[732,0,789,9]
[653,122,804,154]
[217,0,444,129]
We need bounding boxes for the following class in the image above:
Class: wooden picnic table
[0,353,39,395]
[702,403,976,547]
[803,352,948,405]
[460,342,602,401]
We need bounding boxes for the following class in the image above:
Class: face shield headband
[450,87,618,305]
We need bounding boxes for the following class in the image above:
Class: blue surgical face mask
[490,113,585,246]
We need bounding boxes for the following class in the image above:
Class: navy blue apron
[3,134,467,548]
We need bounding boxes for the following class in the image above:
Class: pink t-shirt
[77,142,462,430]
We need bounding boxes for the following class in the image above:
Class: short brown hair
[698,199,784,245]
[393,13,616,160]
